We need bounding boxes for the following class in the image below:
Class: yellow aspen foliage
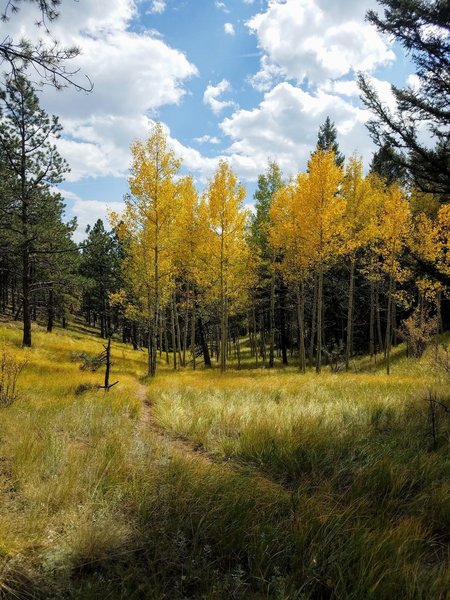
[412,203,450,300]
[378,184,411,284]
[342,156,381,254]
[172,175,201,279]
[269,177,310,282]
[377,183,411,374]
[306,149,345,372]
[304,150,346,267]
[200,160,250,371]
[111,122,181,376]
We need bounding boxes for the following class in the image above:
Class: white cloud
[58,190,125,242]
[247,0,395,87]
[321,80,360,97]
[215,1,229,12]
[194,135,221,145]
[0,0,198,184]
[224,22,235,35]
[407,74,421,92]
[203,79,238,115]
[220,82,373,180]
[147,0,166,14]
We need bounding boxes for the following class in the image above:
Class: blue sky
[2,0,416,240]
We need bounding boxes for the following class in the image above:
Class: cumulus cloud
[0,0,198,183]
[247,0,395,87]
[203,80,238,115]
[147,0,166,14]
[224,22,235,35]
[220,82,373,180]
[194,135,221,145]
[58,190,125,242]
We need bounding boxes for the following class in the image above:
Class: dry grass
[0,320,448,599]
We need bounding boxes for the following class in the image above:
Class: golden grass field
[0,319,449,599]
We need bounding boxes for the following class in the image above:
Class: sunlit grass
[0,319,448,598]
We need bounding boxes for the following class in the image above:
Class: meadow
[0,319,449,599]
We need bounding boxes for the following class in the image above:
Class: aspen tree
[342,157,381,370]
[250,161,284,367]
[269,176,309,372]
[112,122,180,376]
[305,150,345,373]
[173,176,201,368]
[378,184,411,374]
[201,161,249,372]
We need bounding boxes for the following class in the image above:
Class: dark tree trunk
[47,286,54,333]
[197,317,212,367]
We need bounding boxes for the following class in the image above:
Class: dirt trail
[137,382,225,469]
[136,382,287,490]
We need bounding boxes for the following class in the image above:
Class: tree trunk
[197,317,211,367]
[22,248,31,347]
[385,275,393,375]
[309,274,318,368]
[316,267,324,374]
[191,295,196,370]
[132,321,139,350]
[279,280,289,366]
[369,279,375,361]
[345,257,356,371]
[252,300,259,368]
[47,286,54,333]
[183,283,190,367]
[376,282,384,355]
[269,270,275,368]
[174,293,183,367]
[296,281,306,373]
[171,298,177,370]
[220,297,228,373]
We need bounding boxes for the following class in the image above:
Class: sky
[2,0,416,240]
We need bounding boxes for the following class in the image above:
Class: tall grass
[0,320,448,598]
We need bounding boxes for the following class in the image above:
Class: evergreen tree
[250,161,287,367]
[31,189,79,332]
[316,116,345,167]
[370,142,407,185]
[0,74,68,346]
[358,0,450,199]
[250,161,283,255]
[79,220,121,338]
[0,0,91,91]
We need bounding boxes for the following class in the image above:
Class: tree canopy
[358,0,450,200]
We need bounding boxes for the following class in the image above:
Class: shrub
[399,307,437,358]
[0,346,27,407]
[78,352,104,372]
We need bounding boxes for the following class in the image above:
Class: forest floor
[0,319,449,599]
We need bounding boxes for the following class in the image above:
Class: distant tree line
[0,0,447,376]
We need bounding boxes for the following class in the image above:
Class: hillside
[0,320,449,599]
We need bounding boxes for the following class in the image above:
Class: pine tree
[0,0,90,92]
[316,117,345,167]
[0,74,68,346]
[250,161,285,367]
[359,0,450,199]
[79,220,121,338]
